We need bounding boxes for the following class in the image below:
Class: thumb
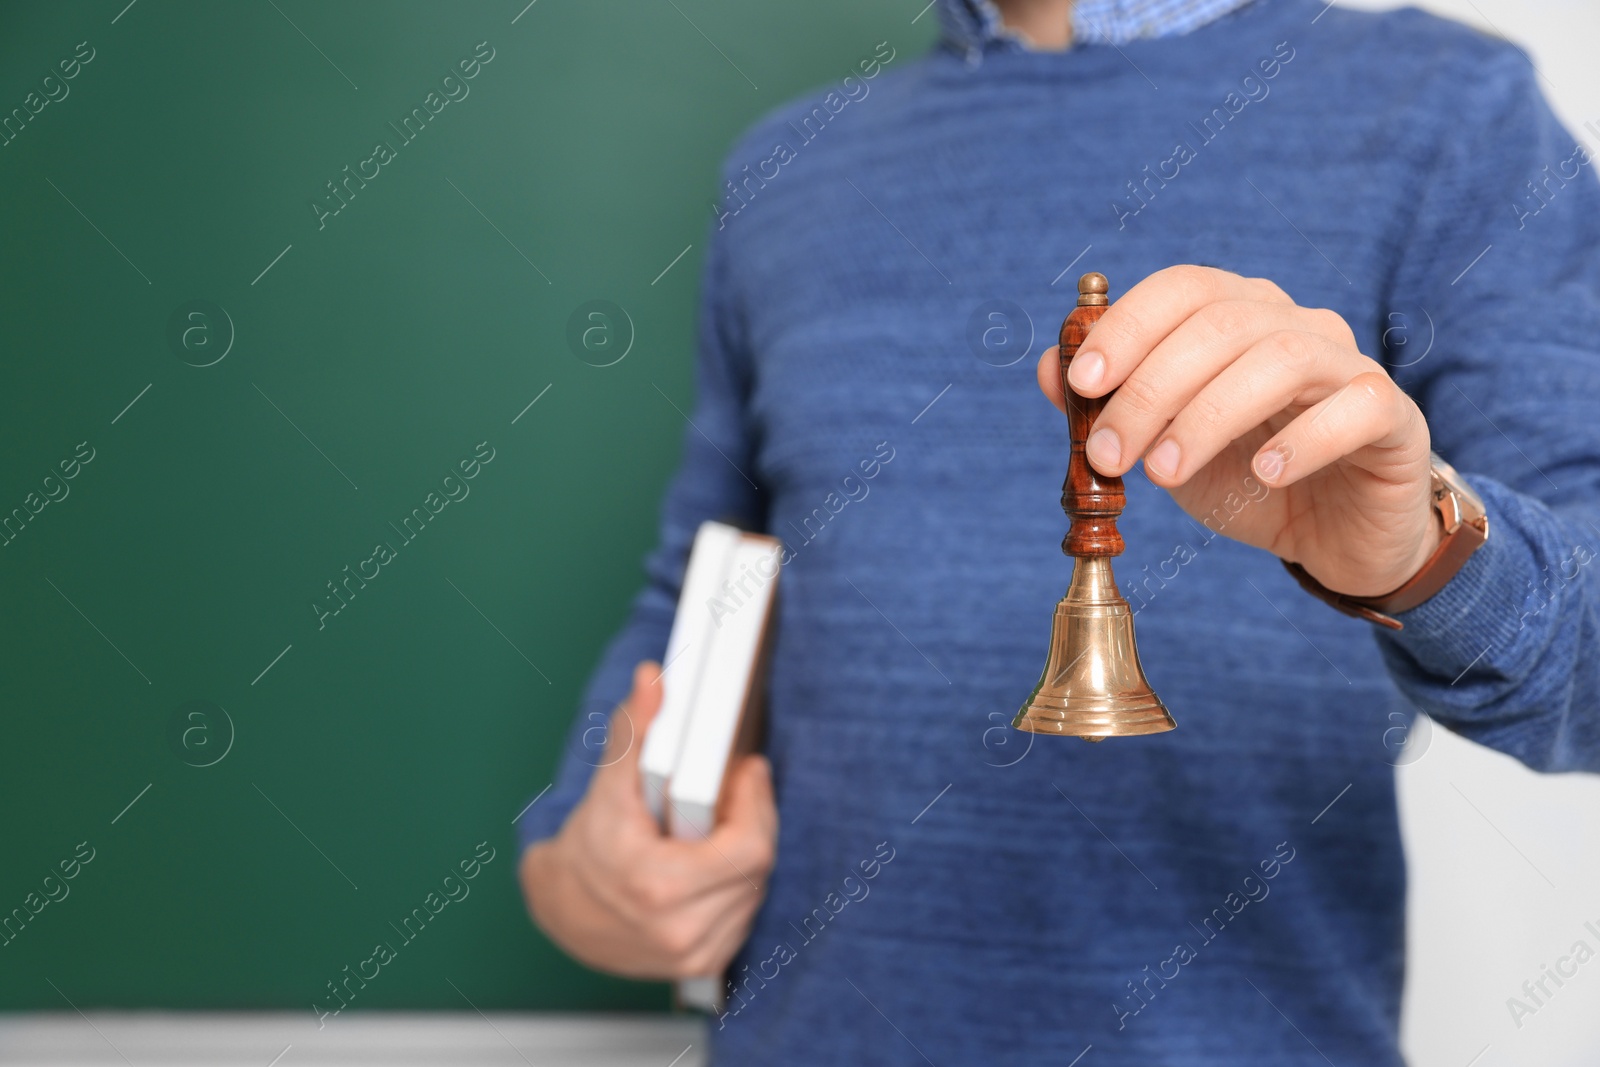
[589,661,665,817]
[593,660,662,780]
[709,754,778,874]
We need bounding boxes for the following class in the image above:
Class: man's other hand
[519,661,778,980]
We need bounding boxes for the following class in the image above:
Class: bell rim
[1011,699,1176,737]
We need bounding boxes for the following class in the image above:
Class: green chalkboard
[0,0,937,1011]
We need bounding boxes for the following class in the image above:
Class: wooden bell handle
[1058,272,1126,558]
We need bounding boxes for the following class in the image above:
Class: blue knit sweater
[520,2,1600,1062]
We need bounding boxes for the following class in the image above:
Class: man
[518,0,1600,1062]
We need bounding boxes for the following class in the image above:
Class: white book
[665,534,781,841]
[636,524,781,1016]
[676,975,722,1015]
[638,522,741,822]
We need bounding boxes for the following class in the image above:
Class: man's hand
[1036,265,1439,598]
[519,661,777,980]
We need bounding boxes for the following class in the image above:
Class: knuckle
[1195,300,1255,342]
[1250,275,1289,302]
[1185,389,1231,436]
[638,878,674,913]
[1161,263,1221,300]
[626,866,676,911]
[1305,306,1357,348]
[1268,330,1321,375]
[656,917,703,963]
[619,863,653,904]
[1327,372,1400,440]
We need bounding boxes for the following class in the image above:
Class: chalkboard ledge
[0,1012,704,1065]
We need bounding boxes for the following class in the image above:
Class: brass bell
[1015,272,1176,742]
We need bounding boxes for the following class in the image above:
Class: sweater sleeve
[515,211,764,851]
[1376,45,1600,773]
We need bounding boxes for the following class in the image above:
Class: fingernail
[1070,351,1105,393]
[1147,439,1180,479]
[1086,427,1121,470]
[1255,446,1285,483]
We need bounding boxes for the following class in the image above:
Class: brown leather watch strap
[1281,457,1489,631]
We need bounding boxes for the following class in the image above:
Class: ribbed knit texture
[521,2,1600,1062]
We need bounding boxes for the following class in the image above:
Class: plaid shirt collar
[939,0,1259,60]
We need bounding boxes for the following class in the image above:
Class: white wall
[1330,5,1600,1063]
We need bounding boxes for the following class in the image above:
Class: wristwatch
[1282,453,1489,631]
